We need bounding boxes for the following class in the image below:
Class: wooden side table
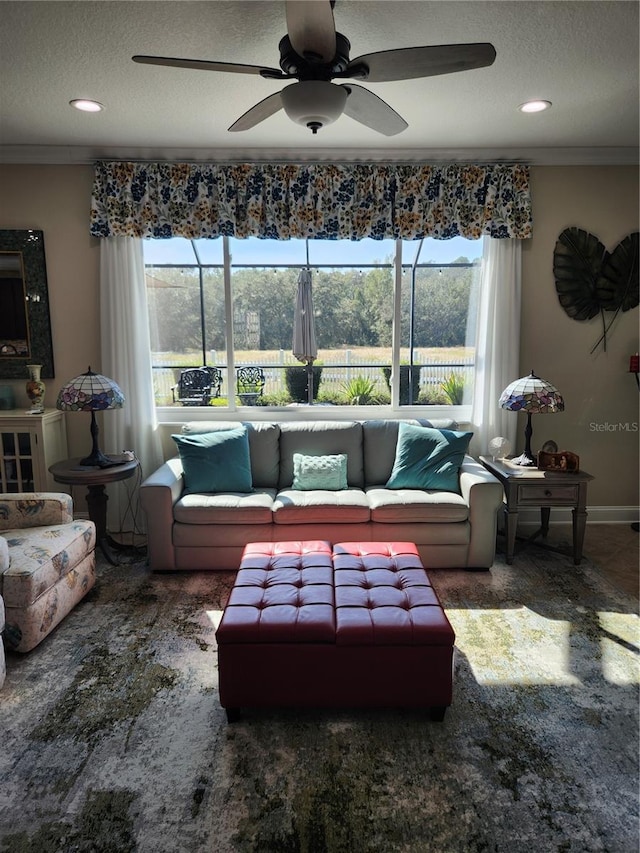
[49,457,139,564]
[479,456,594,565]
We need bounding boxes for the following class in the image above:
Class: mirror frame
[0,229,55,379]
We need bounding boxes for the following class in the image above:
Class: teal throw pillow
[385,422,473,493]
[172,427,252,494]
[292,453,348,490]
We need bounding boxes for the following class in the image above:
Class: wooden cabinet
[0,409,68,493]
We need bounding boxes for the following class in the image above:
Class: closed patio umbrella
[292,267,318,405]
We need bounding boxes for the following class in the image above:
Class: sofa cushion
[362,419,458,485]
[172,427,252,494]
[279,422,364,488]
[181,422,280,488]
[366,487,469,523]
[273,488,370,524]
[293,453,348,491]
[0,521,96,607]
[386,422,472,493]
[173,490,277,525]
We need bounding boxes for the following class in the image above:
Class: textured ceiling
[0,0,638,164]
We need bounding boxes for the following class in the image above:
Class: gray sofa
[139,419,504,572]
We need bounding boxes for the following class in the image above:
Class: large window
[143,236,482,412]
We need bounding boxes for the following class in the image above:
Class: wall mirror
[0,230,55,379]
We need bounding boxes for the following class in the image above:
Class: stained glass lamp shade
[56,367,125,467]
[499,371,564,466]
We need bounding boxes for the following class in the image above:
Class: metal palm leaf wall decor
[553,227,639,353]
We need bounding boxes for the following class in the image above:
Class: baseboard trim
[516,506,639,527]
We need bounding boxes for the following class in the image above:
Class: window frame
[144,236,480,425]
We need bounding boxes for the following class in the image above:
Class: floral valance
[90,161,532,240]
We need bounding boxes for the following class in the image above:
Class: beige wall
[0,163,638,512]
[0,165,100,461]
[522,167,639,510]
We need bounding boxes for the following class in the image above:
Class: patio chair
[236,366,265,406]
[172,366,222,406]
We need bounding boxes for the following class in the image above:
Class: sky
[143,235,483,267]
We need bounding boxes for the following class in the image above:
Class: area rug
[1,542,637,853]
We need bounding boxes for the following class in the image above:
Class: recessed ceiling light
[518,100,552,114]
[69,99,104,113]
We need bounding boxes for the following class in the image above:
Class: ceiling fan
[132,0,496,136]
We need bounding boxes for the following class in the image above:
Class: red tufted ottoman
[216,541,455,722]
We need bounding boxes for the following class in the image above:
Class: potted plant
[285,364,323,402]
[381,364,421,405]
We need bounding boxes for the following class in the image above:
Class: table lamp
[499,370,564,466]
[56,367,125,467]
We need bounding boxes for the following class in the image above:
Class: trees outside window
[143,236,482,409]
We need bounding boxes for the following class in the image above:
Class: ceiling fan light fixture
[280,81,347,133]
[518,99,552,113]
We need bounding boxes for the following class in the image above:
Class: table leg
[540,507,551,538]
[572,507,588,564]
[85,484,117,565]
[504,507,518,564]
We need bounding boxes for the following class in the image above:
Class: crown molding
[0,145,638,167]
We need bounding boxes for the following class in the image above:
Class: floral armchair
[0,492,96,654]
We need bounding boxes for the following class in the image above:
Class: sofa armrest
[139,457,184,571]
[0,492,74,531]
[459,456,504,568]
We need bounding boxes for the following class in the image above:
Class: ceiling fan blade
[285,0,336,62]
[340,84,407,136]
[345,43,496,82]
[132,54,285,78]
[228,91,284,132]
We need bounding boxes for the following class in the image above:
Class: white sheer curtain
[469,238,522,457]
[100,238,164,534]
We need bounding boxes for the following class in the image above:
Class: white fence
[152,350,474,404]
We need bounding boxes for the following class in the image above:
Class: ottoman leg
[226,708,241,723]
[429,706,447,722]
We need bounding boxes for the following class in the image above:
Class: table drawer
[518,483,579,504]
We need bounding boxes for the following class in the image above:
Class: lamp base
[79,409,123,468]
[79,449,122,468]
[511,411,537,466]
[511,451,537,467]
